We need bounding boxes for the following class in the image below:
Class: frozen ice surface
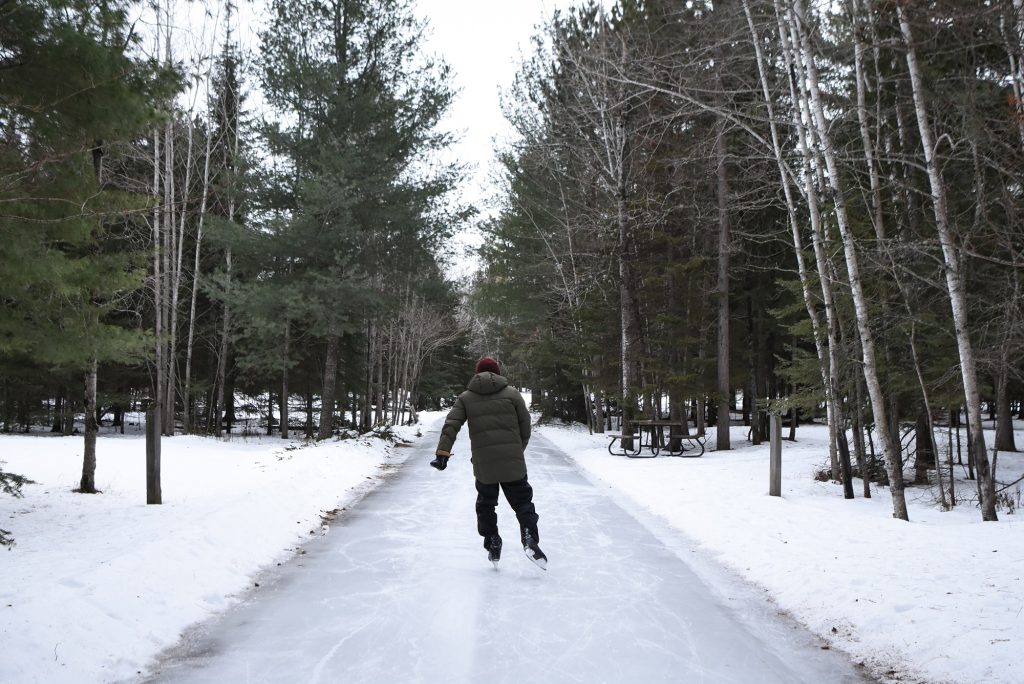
[144,433,870,683]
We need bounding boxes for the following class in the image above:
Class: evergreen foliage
[240,0,468,435]
[1,1,174,372]
[0,466,35,546]
[1,0,1022,522]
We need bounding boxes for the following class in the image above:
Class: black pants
[475,476,539,543]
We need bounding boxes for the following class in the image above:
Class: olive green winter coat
[434,372,531,484]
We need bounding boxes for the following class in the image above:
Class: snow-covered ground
[538,420,1024,684]
[1,412,1022,683]
[0,418,435,684]
[140,428,869,684]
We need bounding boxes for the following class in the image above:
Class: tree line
[0,0,472,535]
[474,0,1024,521]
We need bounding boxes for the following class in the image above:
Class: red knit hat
[475,356,501,375]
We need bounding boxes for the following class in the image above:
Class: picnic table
[607,420,706,458]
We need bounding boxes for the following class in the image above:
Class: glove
[430,454,450,471]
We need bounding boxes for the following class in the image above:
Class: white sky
[413,0,591,272]
[413,0,582,213]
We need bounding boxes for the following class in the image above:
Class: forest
[2,0,1023,531]
[0,0,475,515]
[474,0,1024,523]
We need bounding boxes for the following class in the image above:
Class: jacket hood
[467,371,508,395]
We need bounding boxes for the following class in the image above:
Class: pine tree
[0,0,177,491]
[254,0,460,438]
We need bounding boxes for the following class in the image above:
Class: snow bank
[2,410,1020,684]
[0,414,440,684]
[538,420,1024,684]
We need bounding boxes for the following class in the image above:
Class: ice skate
[522,530,547,570]
[486,534,502,567]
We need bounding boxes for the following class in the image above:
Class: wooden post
[769,412,782,497]
[146,399,162,504]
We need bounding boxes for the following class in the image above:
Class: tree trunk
[696,340,707,436]
[898,4,997,520]
[715,127,731,452]
[214,244,233,438]
[397,324,414,424]
[1005,0,1024,150]
[79,359,98,493]
[914,410,936,486]
[305,386,314,439]
[318,335,339,440]
[266,388,274,436]
[224,378,235,434]
[281,323,290,439]
[152,124,165,440]
[204,383,214,434]
[617,188,641,451]
[747,294,761,446]
[995,366,1017,452]
[165,118,194,438]
[850,0,885,241]
[183,109,214,434]
[994,263,1020,452]
[375,325,386,427]
[362,321,373,432]
[837,429,854,498]
[946,420,957,506]
[909,322,947,507]
[62,391,73,435]
[52,392,63,433]
[851,403,869,498]
[161,114,175,435]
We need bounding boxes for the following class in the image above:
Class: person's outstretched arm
[435,395,467,457]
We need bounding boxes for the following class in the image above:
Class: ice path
[145,430,870,684]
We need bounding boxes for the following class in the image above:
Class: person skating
[430,357,547,569]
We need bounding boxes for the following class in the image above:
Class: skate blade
[490,560,499,569]
[525,549,547,571]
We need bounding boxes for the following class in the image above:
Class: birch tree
[743,0,848,491]
[546,7,658,444]
[782,0,907,519]
[897,4,998,520]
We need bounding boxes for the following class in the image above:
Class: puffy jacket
[435,372,532,484]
